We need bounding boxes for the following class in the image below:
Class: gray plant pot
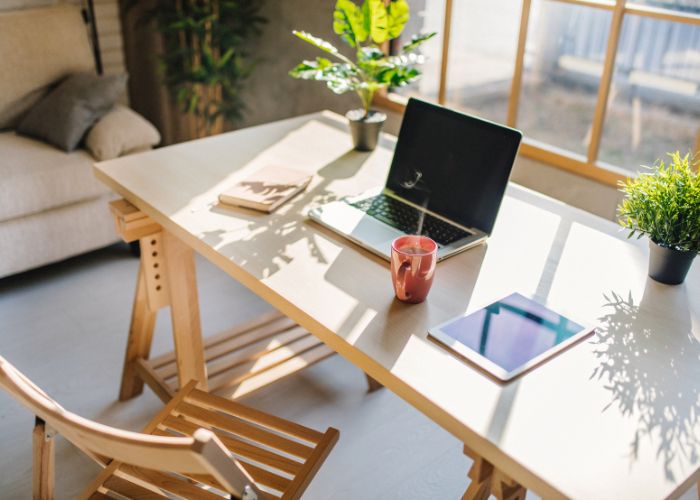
[346,109,387,151]
[648,240,696,285]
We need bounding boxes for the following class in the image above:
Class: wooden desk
[95,111,700,499]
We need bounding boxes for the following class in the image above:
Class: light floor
[0,244,473,499]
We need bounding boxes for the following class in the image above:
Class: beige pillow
[85,105,160,161]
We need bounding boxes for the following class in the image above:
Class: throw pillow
[17,73,127,152]
[86,105,161,161]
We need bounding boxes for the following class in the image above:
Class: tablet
[428,293,594,382]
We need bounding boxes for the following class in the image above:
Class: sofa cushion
[17,73,128,151]
[0,132,110,222]
[85,105,161,161]
[0,6,94,130]
[0,194,118,279]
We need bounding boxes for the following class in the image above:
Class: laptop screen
[386,99,522,234]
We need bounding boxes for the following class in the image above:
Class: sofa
[0,5,159,278]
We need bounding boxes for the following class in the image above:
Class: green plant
[127,0,266,137]
[618,151,700,253]
[289,0,436,117]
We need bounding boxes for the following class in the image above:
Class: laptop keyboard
[348,194,472,246]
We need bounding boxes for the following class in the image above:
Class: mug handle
[395,260,412,302]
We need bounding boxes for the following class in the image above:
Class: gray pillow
[17,73,128,152]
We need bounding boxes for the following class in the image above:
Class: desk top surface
[95,111,700,499]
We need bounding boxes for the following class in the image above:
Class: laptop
[308,98,522,261]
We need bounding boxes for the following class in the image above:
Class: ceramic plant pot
[648,240,696,285]
[346,109,387,151]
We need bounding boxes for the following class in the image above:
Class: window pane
[598,15,700,171]
[442,0,520,124]
[627,0,700,15]
[392,0,444,101]
[517,2,612,157]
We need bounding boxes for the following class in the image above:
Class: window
[378,0,700,185]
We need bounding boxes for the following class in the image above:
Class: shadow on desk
[591,280,699,482]
[323,243,488,372]
[201,149,374,279]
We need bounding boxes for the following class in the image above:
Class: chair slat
[238,461,292,494]
[159,416,303,475]
[175,402,314,459]
[178,472,228,492]
[146,431,291,497]
[117,465,224,500]
[187,389,324,444]
[102,474,168,499]
[88,491,113,499]
[282,428,340,500]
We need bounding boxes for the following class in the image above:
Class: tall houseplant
[618,151,700,284]
[289,0,435,151]
[128,0,266,139]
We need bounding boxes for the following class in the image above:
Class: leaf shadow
[590,282,700,482]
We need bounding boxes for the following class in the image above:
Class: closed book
[219,165,312,213]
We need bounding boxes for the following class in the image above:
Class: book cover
[219,165,312,213]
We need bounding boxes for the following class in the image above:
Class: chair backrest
[0,355,260,498]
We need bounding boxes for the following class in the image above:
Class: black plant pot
[346,109,387,151]
[648,240,696,285]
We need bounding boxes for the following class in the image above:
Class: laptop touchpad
[314,201,401,248]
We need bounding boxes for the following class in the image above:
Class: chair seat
[85,387,339,499]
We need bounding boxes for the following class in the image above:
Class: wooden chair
[0,355,339,499]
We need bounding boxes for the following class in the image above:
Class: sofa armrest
[85,105,160,161]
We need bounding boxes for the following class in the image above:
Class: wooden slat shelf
[109,198,339,404]
[142,312,335,403]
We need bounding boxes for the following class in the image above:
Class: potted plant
[289,0,436,151]
[126,0,266,139]
[618,151,700,285]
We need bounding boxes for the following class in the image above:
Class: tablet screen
[429,293,590,380]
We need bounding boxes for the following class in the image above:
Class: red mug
[391,235,437,303]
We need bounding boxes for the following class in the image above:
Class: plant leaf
[616,150,700,252]
[289,57,359,95]
[357,46,385,61]
[401,32,437,53]
[363,0,389,44]
[386,0,410,38]
[292,30,341,56]
[219,47,235,68]
[333,0,367,47]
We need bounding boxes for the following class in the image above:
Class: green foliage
[618,151,700,253]
[289,0,436,116]
[128,0,266,131]
[333,0,367,47]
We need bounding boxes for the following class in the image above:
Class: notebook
[428,293,594,382]
[219,165,312,213]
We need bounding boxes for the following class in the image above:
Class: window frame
[374,0,700,186]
